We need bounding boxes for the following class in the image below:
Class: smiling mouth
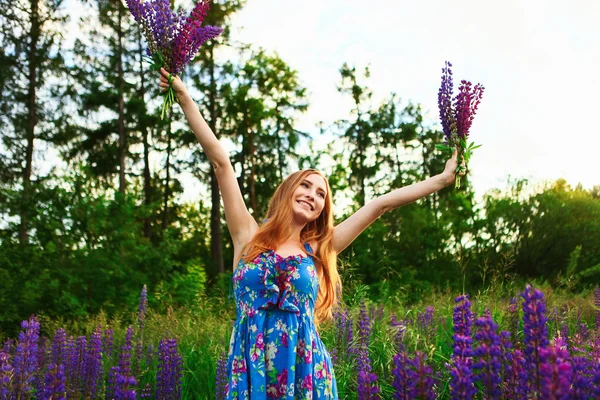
[297,200,313,211]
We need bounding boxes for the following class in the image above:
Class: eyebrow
[303,179,327,194]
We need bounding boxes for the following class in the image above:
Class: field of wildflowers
[1,284,599,399]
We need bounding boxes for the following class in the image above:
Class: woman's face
[292,173,328,222]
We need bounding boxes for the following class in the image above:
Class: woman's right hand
[158,67,188,101]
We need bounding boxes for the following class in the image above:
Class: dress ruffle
[260,251,303,315]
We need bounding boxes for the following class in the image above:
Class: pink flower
[303,375,313,391]
[256,333,265,350]
[277,368,288,386]
[281,332,288,348]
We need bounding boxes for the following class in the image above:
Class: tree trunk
[207,44,224,275]
[20,0,40,245]
[117,0,126,194]
[138,29,152,239]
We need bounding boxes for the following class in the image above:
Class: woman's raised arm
[159,68,258,246]
[332,151,461,253]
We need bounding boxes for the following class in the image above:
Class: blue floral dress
[226,243,338,399]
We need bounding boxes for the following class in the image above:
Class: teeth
[298,201,312,210]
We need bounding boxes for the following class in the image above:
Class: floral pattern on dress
[225,244,338,399]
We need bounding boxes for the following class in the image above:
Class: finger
[160,67,171,77]
[452,148,458,158]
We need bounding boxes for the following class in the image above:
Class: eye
[318,192,325,198]
[301,182,309,188]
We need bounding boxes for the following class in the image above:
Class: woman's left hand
[441,149,466,186]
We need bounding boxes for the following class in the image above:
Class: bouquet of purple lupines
[437,61,485,188]
[126,0,223,119]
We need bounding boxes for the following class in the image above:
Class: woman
[158,67,461,399]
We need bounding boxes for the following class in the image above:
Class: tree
[0,0,69,244]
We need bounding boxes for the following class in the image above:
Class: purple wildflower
[139,284,148,331]
[540,337,572,400]
[507,297,521,350]
[13,316,40,398]
[141,382,153,398]
[450,294,476,400]
[0,350,14,398]
[356,301,380,399]
[389,314,406,351]
[392,351,435,400]
[454,80,484,138]
[498,331,527,398]
[115,372,137,399]
[84,326,103,398]
[40,363,66,400]
[571,355,593,399]
[438,61,455,138]
[595,287,600,331]
[103,328,114,359]
[156,338,183,399]
[472,308,502,399]
[521,284,549,396]
[215,349,227,400]
[51,328,67,367]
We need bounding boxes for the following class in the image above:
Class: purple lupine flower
[107,366,120,399]
[392,350,417,400]
[507,297,520,349]
[436,61,484,188]
[438,61,455,138]
[595,287,600,331]
[571,355,593,399]
[454,80,484,139]
[333,302,354,362]
[540,337,572,400]
[52,328,67,367]
[115,373,137,399]
[593,360,600,397]
[0,350,14,398]
[418,306,436,342]
[521,284,549,396]
[118,326,134,377]
[156,338,183,399]
[146,343,155,367]
[411,352,436,400]
[137,285,148,375]
[103,327,114,360]
[450,294,476,400]
[215,349,227,400]
[34,335,48,394]
[498,331,527,399]
[357,300,372,350]
[139,284,148,331]
[2,339,14,356]
[389,314,406,351]
[63,336,76,394]
[83,326,103,398]
[125,0,223,118]
[357,369,380,400]
[355,301,380,399]
[13,316,40,398]
[472,308,502,399]
[392,351,435,400]
[40,363,66,400]
[141,382,153,398]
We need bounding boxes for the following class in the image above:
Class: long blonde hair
[242,169,340,326]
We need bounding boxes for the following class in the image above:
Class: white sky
[224,0,600,197]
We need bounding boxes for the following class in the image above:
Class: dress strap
[304,242,313,254]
